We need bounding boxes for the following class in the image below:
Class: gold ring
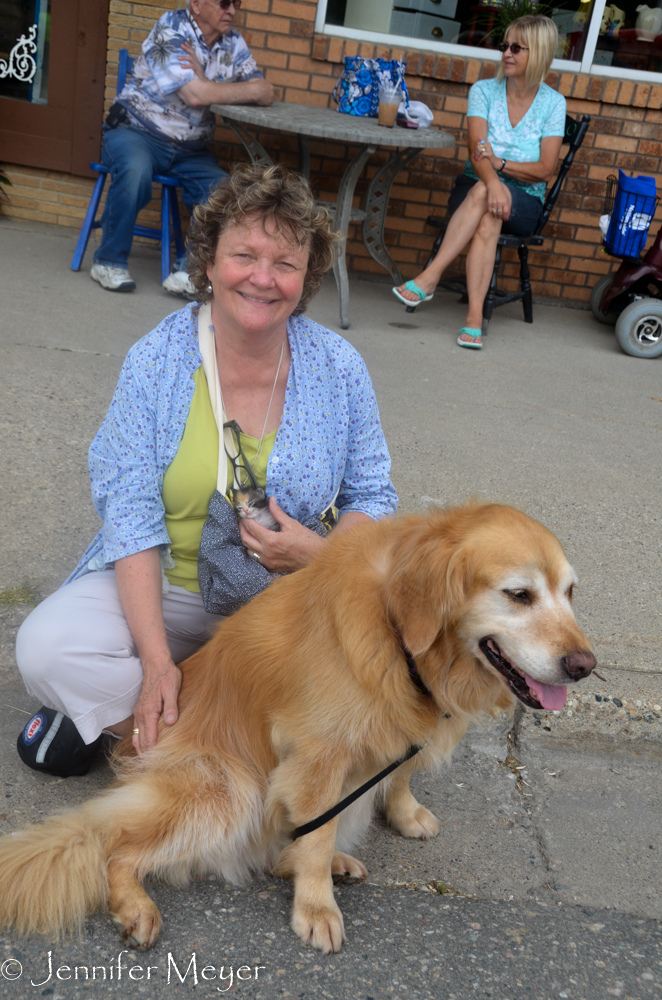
[132,728,140,735]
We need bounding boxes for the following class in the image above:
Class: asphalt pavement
[1,217,661,1000]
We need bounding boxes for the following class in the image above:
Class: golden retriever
[0,503,596,953]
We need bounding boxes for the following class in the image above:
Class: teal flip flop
[457,327,482,349]
[392,279,434,307]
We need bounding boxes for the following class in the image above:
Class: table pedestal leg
[220,117,273,168]
[363,146,420,285]
[297,134,311,180]
[332,143,375,329]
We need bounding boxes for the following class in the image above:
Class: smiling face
[457,515,596,711]
[206,214,310,339]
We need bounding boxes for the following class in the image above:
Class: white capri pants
[16,570,224,745]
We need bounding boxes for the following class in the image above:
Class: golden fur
[0,503,595,953]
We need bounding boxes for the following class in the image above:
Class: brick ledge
[312,34,662,111]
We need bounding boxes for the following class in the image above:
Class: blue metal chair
[71,49,184,283]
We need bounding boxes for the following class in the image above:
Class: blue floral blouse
[66,305,398,583]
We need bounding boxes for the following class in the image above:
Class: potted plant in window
[489,0,551,45]
[466,0,550,50]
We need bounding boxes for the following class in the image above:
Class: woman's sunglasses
[498,42,529,55]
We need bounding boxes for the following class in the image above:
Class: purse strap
[197,302,237,496]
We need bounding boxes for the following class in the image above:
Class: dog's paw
[110,900,162,950]
[292,900,345,954]
[332,851,367,885]
[389,803,440,840]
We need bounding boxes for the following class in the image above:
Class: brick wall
[304,34,662,305]
[4,1,662,306]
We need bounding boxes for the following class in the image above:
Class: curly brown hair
[186,162,341,315]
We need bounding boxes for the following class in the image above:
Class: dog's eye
[504,589,532,604]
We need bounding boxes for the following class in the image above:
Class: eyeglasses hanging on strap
[223,419,259,491]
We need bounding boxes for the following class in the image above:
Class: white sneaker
[90,264,136,292]
[162,270,196,298]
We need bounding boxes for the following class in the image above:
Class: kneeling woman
[16,163,397,776]
[393,15,565,349]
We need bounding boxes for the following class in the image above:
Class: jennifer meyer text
[1,950,266,991]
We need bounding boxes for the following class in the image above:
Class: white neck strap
[197,302,236,495]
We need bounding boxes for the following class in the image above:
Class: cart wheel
[589,274,620,326]
[614,299,662,358]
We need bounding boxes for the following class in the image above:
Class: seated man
[91,0,273,296]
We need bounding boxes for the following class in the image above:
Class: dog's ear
[387,519,472,656]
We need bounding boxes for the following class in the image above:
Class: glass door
[0,0,109,176]
[0,0,50,104]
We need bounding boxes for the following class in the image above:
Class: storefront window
[0,0,50,104]
[592,0,662,73]
[322,0,596,63]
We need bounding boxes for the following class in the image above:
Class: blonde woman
[393,16,565,349]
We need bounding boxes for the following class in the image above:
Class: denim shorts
[448,174,543,237]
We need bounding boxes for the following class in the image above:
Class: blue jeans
[94,125,228,271]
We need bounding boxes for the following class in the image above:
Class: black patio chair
[405,114,591,331]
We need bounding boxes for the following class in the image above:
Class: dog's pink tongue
[525,676,567,711]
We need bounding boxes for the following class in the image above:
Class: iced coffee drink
[378,85,401,127]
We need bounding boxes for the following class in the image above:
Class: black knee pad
[17,707,102,778]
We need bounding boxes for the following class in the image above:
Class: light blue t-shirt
[464,78,566,202]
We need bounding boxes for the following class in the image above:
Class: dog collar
[402,643,433,699]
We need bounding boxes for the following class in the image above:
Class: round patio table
[210,101,455,328]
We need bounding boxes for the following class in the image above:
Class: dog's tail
[0,800,109,937]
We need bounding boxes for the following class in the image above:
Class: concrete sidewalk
[1,217,661,999]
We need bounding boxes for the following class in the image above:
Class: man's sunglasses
[498,42,529,55]
[211,0,241,9]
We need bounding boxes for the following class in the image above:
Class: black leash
[291,639,437,841]
[291,743,424,841]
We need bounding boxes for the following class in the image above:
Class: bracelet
[497,159,507,175]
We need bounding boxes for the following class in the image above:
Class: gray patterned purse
[198,490,331,617]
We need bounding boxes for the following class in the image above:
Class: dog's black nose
[561,651,597,681]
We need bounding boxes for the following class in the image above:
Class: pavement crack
[15,342,123,359]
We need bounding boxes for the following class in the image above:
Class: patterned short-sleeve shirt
[117,9,262,146]
[464,78,566,201]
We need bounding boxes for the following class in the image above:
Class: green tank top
[162,366,275,592]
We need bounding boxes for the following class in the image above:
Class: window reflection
[0,0,50,104]
[326,0,595,63]
[593,0,662,73]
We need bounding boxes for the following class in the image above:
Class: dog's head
[387,503,596,712]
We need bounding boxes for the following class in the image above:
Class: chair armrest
[498,235,545,247]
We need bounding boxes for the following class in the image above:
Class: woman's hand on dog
[132,658,182,753]
[239,497,326,573]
